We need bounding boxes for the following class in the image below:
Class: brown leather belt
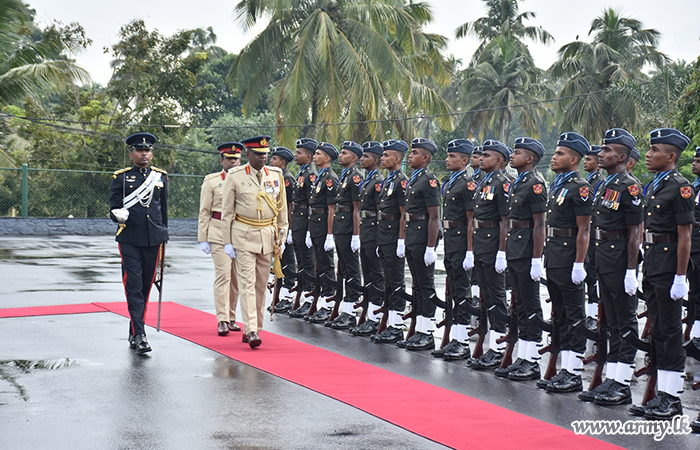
[594,229,628,240]
[362,210,377,218]
[211,211,222,220]
[442,219,469,229]
[508,219,533,229]
[292,202,309,211]
[405,213,428,222]
[378,212,400,221]
[336,204,353,212]
[644,232,677,243]
[310,207,327,215]
[547,227,577,237]
[474,219,500,229]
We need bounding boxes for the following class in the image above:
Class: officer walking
[109,133,168,354]
[584,146,606,323]
[198,142,242,336]
[221,136,288,348]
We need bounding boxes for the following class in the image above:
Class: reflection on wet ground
[0,358,79,402]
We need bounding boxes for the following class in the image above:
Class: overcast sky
[26,0,700,86]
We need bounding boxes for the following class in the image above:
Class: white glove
[287,229,293,245]
[530,257,544,281]
[200,241,211,255]
[571,262,586,285]
[351,235,360,253]
[462,250,474,271]
[324,234,335,251]
[305,231,312,248]
[670,275,688,301]
[424,247,437,266]
[638,243,644,258]
[280,242,286,255]
[224,243,236,259]
[495,250,507,274]
[396,239,405,258]
[111,207,129,224]
[624,269,637,296]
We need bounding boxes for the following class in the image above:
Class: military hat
[125,133,156,149]
[411,137,438,155]
[630,147,640,161]
[382,139,408,153]
[317,142,339,160]
[217,142,243,158]
[241,135,271,153]
[603,128,636,150]
[694,146,700,158]
[649,128,690,150]
[362,140,383,156]
[341,140,363,158]
[514,137,544,158]
[481,139,510,161]
[586,145,602,156]
[271,146,294,163]
[447,139,474,155]
[295,138,318,152]
[557,132,590,157]
[473,145,483,155]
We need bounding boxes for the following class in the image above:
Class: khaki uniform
[198,171,239,323]
[221,164,288,334]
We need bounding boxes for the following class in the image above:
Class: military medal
[556,188,568,206]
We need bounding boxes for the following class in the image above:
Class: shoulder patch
[401,180,408,189]
[284,179,290,187]
[309,174,317,183]
[579,186,589,199]
[326,179,333,187]
[353,175,361,184]
[429,179,438,188]
[467,182,476,191]
[628,184,639,196]
[375,184,381,192]
[503,183,510,193]
[681,186,692,199]
[533,184,543,195]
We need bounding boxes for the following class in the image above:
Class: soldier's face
[295,148,312,165]
[509,148,530,170]
[583,155,598,172]
[645,144,676,172]
[693,157,700,176]
[626,157,636,172]
[338,149,357,167]
[247,151,267,170]
[129,148,153,168]
[550,146,579,173]
[380,150,401,170]
[221,157,238,172]
[445,152,467,171]
[598,144,626,171]
[312,149,330,167]
[360,153,378,170]
[269,155,286,169]
[470,153,481,168]
[408,148,429,169]
[479,150,501,172]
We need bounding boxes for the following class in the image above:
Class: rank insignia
[533,184,543,195]
[429,179,438,188]
[310,175,316,183]
[681,186,692,199]
[503,183,510,193]
[284,179,290,187]
[467,182,476,191]
[353,175,361,184]
[579,187,589,199]
[401,180,408,189]
[326,179,334,187]
[628,184,639,196]
[375,184,381,192]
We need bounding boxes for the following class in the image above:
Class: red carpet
[3,301,624,450]
[0,303,107,318]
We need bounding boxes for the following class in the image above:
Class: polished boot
[468,349,503,370]
[431,340,457,358]
[218,321,230,336]
[629,392,665,417]
[373,326,403,344]
[128,335,136,349]
[495,358,525,378]
[443,341,471,361]
[545,369,582,393]
[594,382,632,406]
[578,378,616,402]
[135,334,151,354]
[307,307,331,324]
[273,299,292,313]
[405,332,434,351]
[228,321,241,332]
[330,312,357,330]
[397,332,421,349]
[247,331,262,348]
[536,378,551,389]
[507,360,541,381]
[351,319,378,337]
[288,302,311,318]
[644,392,683,420]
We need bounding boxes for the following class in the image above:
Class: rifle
[683,298,695,342]
[623,330,656,405]
[535,298,560,380]
[576,301,607,391]
[402,284,417,340]
[497,290,518,369]
[467,291,487,359]
[154,243,166,332]
[269,277,282,321]
[436,282,453,349]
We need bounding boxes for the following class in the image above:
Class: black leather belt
[310,207,327,215]
[362,210,377,218]
[547,227,577,237]
[442,219,469,229]
[292,202,309,211]
[508,219,533,228]
[336,204,353,212]
[474,219,500,229]
[405,213,428,222]
[594,229,628,240]
[644,232,677,243]
[378,212,400,221]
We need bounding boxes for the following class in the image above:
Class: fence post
[21,163,28,217]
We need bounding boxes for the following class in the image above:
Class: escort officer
[221,136,287,348]
[432,139,475,360]
[630,128,693,420]
[471,146,484,183]
[579,128,642,406]
[465,139,511,369]
[288,138,318,318]
[270,146,298,312]
[372,140,409,344]
[351,141,385,337]
[305,142,339,323]
[110,132,168,354]
[686,148,700,356]
[495,137,547,380]
[584,146,606,323]
[198,142,242,336]
[538,132,592,393]
[326,141,364,329]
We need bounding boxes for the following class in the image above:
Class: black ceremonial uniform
[333,166,363,302]
[110,165,169,338]
[359,169,384,311]
[586,170,606,306]
[281,167,297,290]
[688,179,700,338]
[377,170,408,313]
[308,167,339,297]
[291,163,317,292]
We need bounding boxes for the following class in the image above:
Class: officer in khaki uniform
[221,136,288,348]
[198,143,242,336]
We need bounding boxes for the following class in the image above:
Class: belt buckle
[644,232,654,243]
[442,220,450,229]
[405,212,411,223]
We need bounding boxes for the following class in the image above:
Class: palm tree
[227,0,455,145]
[549,8,667,140]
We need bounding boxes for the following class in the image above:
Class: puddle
[0,358,80,401]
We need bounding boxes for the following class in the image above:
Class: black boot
[507,360,541,381]
[351,319,378,337]
[443,341,471,361]
[373,326,403,344]
[545,369,582,393]
[495,358,525,378]
[405,332,435,351]
[331,312,357,330]
[467,349,503,370]
[579,378,616,402]
[594,381,632,406]
[307,307,331,324]
[644,392,683,420]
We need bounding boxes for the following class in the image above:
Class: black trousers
[688,254,700,323]
[292,228,315,291]
[598,269,638,364]
[444,251,472,325]
[508,258,543,342]
[585,246,599,304]
[281,241,296,289]
[311,236,336,297]
[642,272,685,372]
[379,242,406,312]
[361,239,384,307]
[474,252,508,332]
[546,267,586,354]
[119,243,160,336]
[405,244,437,318]
[334,234,362,301]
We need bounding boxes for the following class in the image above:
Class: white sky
[26,0,700,86]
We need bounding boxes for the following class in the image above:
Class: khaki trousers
[235,247,272,333]
[211,242,239,322]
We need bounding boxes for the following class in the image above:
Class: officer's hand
[305,231,312,248]
[110,208,129,224]
[287,229,293,245]
[280,242,286,255]
[530,257,544,281]
[624,269,637,296]
[224,243,236,259]
[351,235,360,253]
[571,262,586,285]
[396,239,405,258]
[495,250,507,274]
[424,247,437,266]
[462,251,474,271]
[670,275,688,300]
[324,234,335,252]
[200,241,211,255]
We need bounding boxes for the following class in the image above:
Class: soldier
[630,128,692,419]
[270,147,297,312]
[305,142,340,323]
[372,140,409,344]
[288,139,318,318]
[687,147,700,355]
[326,141,364,329]
[538,132,592,393]
[579,129,642,406]
[432,139,475,360]
[109,133,168,354]
[471,146,484,184]
[584,146,606,324]
[626,147,642,185]
[350,141,385,337]
[465,139,511,369]
[495,137,547,380]
[221,136,287,348]
[198,142,242,336]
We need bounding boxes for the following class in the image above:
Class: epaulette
[228,166,246,174]
[268,166,282,173]
[204,172,220,181]
[152,167,168,175]
[113,167,129,179]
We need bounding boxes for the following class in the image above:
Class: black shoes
[288,302,310,318]
[545,369,582,393]
[351,319,378,336]
[405,332,434,351]
[134,334,151,354]
[468,349,503,370]
[507,360,540,381]
[273,299,293,313]
[579,378,615,402]
[629,392,664,417]
[691,412,700,433]
[432,340,470,360]
[218,321,230,336]
[247,331,262,348]
[642,392,683,420]
[307,307,331,324]
[373,326,403,344]
[397,332,421,349]
[330,312,357,330]
[594,381,632,406]
[495,358,525,378]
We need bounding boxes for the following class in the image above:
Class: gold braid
[257,176,285,278]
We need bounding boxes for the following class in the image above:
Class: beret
[557,132,590,157]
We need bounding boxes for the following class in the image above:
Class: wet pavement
[1,236,698,449]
